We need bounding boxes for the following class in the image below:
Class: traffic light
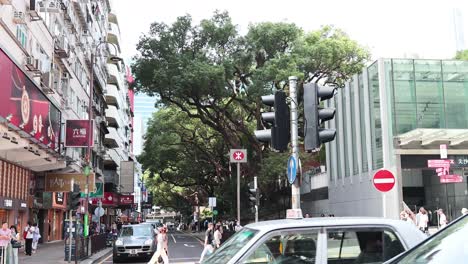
[248,187,258,208]
[254,91,290,151]
[69,183,81,210]
[303,83,337,152]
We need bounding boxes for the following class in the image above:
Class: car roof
[245,217,424,240]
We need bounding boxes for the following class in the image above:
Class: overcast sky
[112,0,468,64]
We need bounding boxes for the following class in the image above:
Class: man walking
[199,223,214,262]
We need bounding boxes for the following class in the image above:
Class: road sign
[230,149,247,163]
[427,159,453,168]
[440,144,447,159]
[84,165,91,176]
[440,175,463,183]
[213,210,218,216]
[94,207,105,217]
[373,170,395,192]
[287,156,297,184]
[209,197,217,207]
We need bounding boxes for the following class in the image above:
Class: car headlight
[115,239,123,246]
[144,239,153,245]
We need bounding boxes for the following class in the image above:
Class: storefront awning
[396,128,468,149]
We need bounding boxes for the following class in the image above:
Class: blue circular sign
[287,156,297,184]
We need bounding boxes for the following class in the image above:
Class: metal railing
[90,233,107,255]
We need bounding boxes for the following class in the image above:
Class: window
[242,230,318,264]
[327,229,405,264]
[204,228,258,264]
[359,75,368,173]
[16,25,27,49]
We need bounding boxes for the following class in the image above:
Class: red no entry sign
[373,170,395,192]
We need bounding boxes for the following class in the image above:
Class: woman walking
[24,222,33,256]
[9,225,19,264]
[0,222,11,264]
[213,224,223,249]
[148,226,169,264]
[31,223,40,254]
[417,207,429,234]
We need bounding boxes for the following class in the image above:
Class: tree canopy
[133,11,369,218]
[455,50,468,60]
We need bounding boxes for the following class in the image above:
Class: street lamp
[85,41,122,236]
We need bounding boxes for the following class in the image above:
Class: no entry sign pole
[373,170,396,218]
[230,149,247,224]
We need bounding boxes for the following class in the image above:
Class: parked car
[202,217,426,264]
[113,224,157,263]
[385,214,468,263]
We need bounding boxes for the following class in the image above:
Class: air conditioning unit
[62,72,69,79]
[13,11,26,24]
[82,30,89,36]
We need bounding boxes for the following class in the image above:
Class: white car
[202,217,426,264]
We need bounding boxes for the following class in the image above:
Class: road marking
[171,234,177,243]
[98,254,112,264]
[183,243,196,247]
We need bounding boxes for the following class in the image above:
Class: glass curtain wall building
[326,59,468,219]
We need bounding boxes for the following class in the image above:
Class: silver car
[113,224,157,262]
[203,217,426,264]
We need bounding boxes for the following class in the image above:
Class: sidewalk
[18,240,112,264]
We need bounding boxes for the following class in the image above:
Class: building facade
[326,58,468,221]
[0,0,133,241]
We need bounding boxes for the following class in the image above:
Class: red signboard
[120,195,134,205]
[440,175,463,183]
[92,192,118,206]
[373,170,395,192]
[0,49,61,151]
[65,120,94,147]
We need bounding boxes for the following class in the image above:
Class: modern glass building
[133,93,157,155]
[326,59,468,220]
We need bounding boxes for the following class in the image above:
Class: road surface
[99,230,204,264]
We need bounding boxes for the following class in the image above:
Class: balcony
[105,105,120,128]
[105,84,120,108]
[54,35,70,58]
[107,23,121,53]
[72,0,88,30]
[104,127,119,149]
[106,64,123,90]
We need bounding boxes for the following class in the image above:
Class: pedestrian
[31,223,41,254]
[0,222,11,263]
[24,221,33,256]
[438,209,448,229]
[148,227,169,264]
[234,221,242,232]
[213,224,222,249]
[199,223,214,262]
[417,207,429,233]
[10,225,19,264]
[461,208,468,216]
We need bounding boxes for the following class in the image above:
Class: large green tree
[133,11,369,218]
[455,50,468,60]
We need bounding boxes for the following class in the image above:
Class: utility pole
[254,176,258,223]
[289,76,301,210]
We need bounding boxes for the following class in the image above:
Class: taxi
[202,216,426,264]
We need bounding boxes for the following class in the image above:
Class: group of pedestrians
[0,220,42,264]
[400,206,468,234]
[199,221,226,262]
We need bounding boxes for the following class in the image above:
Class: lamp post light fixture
[85,41,122,235]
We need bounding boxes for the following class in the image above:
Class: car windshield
[203,228,259,263]
[396,215,468,263]
[120,225,153,237]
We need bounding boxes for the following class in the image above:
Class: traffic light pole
[289,76,301,210]
[237,162,240,224]
[254,177,258,223]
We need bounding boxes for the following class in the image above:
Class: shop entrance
[401,155,468,224]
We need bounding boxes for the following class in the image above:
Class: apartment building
[0,0,134,241]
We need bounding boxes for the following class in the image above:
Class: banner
[120,161,134,193]
[119,194,134,205]
[65,120,94,147]
[0,48,61,152]
[45,173,95,192]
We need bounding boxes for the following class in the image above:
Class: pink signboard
[440,175,463,183]
[0,48,61,152]
[427,159,453,168]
